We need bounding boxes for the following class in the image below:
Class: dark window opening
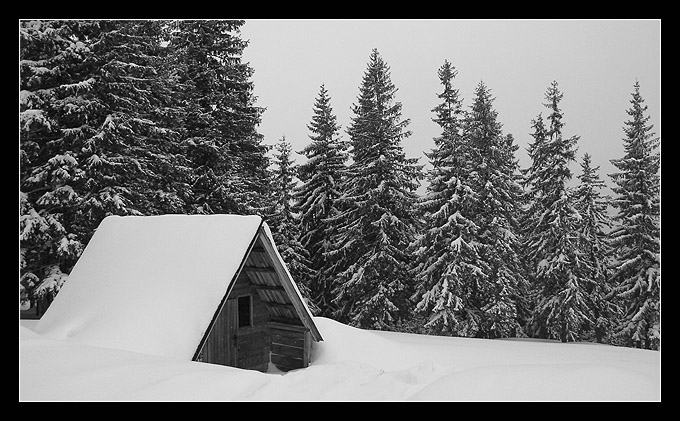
[238,295,252,327]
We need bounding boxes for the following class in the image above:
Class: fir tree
[465,82,527,338]
[607,81,660,350]
[76,20,189,227]
[20,20,185,308]
[412,73,526,339]
[572,153,617,343]
[330,49,423,329]
[268,137,318,314]
[410,61,487,336]
[167,20,270,215]
[20,20,88,306]
[294,84,349,316]
[519,113,549,330]
[522,81,591,342]
[19,20,270,312]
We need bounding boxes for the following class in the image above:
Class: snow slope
[20,317,660,401]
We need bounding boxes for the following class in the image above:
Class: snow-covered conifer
[330,49,423,329]
[268,137,318,314]
[167,20,270,215]
[465,82,527,338]
[19,20,270,312]
[413,74,526,339]
[20,20,198,308]
[410,61,488,336]
[76,21,188,228]
[522,81,592,342]
[573,153,617,343]
[293,84,349,316]
[607,81,660,350]
[20,21,91,303]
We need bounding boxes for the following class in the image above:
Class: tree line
[19,20,660,350]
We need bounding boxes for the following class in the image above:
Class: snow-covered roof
[35,214,318,361]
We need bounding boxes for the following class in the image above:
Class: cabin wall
[269,322,311,371]
[199,271,271,372]
[198,299,231,366]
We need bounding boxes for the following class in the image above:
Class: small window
[237,295,252,328]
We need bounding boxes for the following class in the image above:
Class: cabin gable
[195,226,322,372]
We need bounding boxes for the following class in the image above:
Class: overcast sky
[240,19,661,193]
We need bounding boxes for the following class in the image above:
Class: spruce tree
[167,20,270,215]
[607,81,660,350]
[294,84,349,316]
[522,81,591,342]
[465,82,527,338]
[268,137,317,314]
[330,49,423,329]
[413,73,525,338]
[572,153,616,343]
[20,20,88,306]
[410,61,487,336]
[20,20,185,309]
[76,20,190,226]
[19,20,270,311]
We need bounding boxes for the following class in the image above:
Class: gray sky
[240,19,661,194]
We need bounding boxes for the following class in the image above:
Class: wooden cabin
[195,224,323,372]
[32,215,322,373]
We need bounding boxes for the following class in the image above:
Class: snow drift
[20,317,660,401]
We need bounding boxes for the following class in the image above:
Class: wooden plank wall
[200,271,271,372]
[269,322,310,371]
[198,237,317,373]
[199,299,233,366]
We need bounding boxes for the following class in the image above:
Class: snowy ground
[20,317,660,401]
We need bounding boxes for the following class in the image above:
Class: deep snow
[20,317,660,401]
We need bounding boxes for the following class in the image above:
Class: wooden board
[269,322,310,371]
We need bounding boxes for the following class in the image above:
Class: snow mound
[34,214,263,360]
[20,317,660,401]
